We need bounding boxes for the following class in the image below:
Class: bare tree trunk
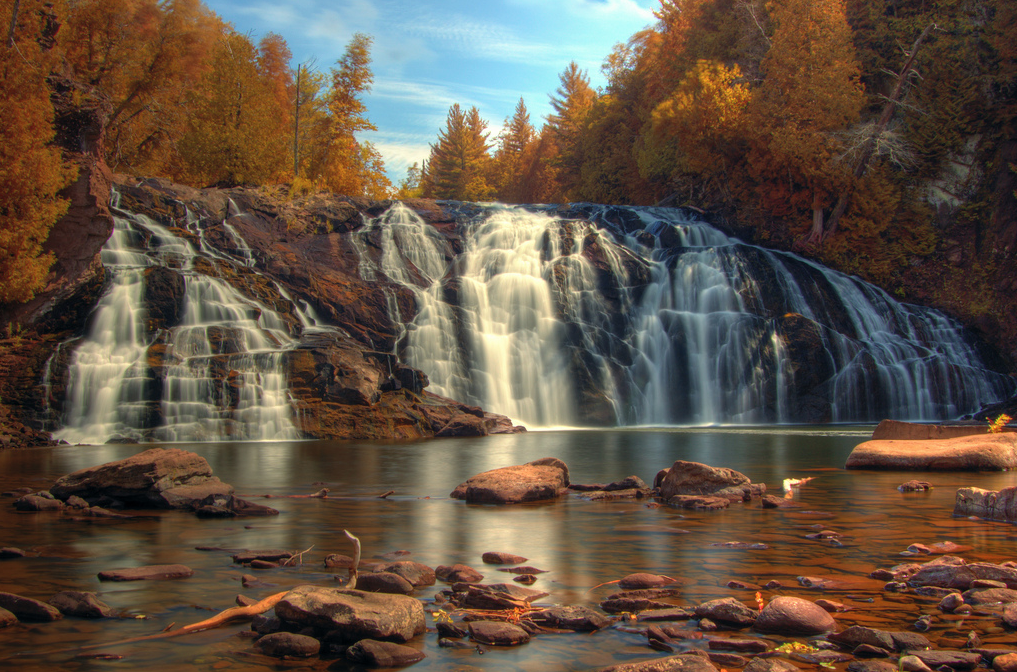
[293,65,301,178]
[822,22,935,242]
[7,0,21,48]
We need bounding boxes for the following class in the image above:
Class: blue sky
[203,0,658,184]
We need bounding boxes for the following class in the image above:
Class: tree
[0,0,76,304]
[176,29,286,186]
[492,98,534,202]
[396,162,423,199]
[545,61,596,200]
[423,104,493,200]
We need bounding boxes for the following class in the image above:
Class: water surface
[1,428,1016,671]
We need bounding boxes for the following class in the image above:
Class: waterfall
[55,203,300,444]
[354,202,1014,427]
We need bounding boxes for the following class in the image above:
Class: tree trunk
[7,0,20,48]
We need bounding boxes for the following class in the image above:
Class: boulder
[657,461,759,500]
[275,586,425,644]
[449,457,569,504]
[620,573,677,590]
[963,587,1017,605]
[467,620,530,646]
[356,572,415,595]
[49,448,234,509]
[754,596,836,635]
[694,598,757,628]
[955,487,1017,522]
[745,659,801,672]
[13,494,65,511]
[435,563,483,583]
[376,560,436,587]
[599,653,721,672]
[994,653,1017,672]
[669,495,731,510]
[871,420,989,441]
[0,592,62,621]
[482,551,527,564]
[529,605,611,631]
[48,591,115,618]
[828,625,896,651]
[254,632,320,658]
[846,434,1017,470]
[97,564,194,581]
[907,650,982,670]
[0,607,15,628]
[346,639,426,667]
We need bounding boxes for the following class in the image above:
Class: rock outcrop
[449,457,570,504]
[846,434,1017,470]
[656,461,765,502]
[274,586,426,644]
[954,486,1017,522]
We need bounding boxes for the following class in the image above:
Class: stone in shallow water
[48,591,115,618]
[0,547,26,559]
[449,457,570,504]
[694,598,757,628]
[529,605,611,631]
[356,572,415,595]
[0,607,16,628]
[376,560,436,587]
[346,639,425,667]
[0,592,62,621]
[275,586,425,644]
[620,573,677,590]
[598,652,722,672]
[468,620,530,646]
[97,564,194,581]
[435,563,483,583]
[754,596,836,635]
[254,632,320,658]
[482,551,527,564]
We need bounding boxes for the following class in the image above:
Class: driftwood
[344,529,362,588]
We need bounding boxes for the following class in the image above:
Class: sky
[203,0,659,184]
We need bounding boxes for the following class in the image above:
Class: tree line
[2,0,387,303]
[413,0,1016,289]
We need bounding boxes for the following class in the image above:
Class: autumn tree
[0,0,76,304]
[492,98,535,202]
[545,61,596,200]
[318,33,389,197]
[395,162,423,199]
[176,29,287,186]
[423,104,493,200]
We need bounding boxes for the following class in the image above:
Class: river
[1,427,1015,670]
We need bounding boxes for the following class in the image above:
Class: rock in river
[275,586,425,644]
[657,461,764,501]
[449,457,570,504]
[845,434,1017,470]
[97,564,194,581]
[754,596,837,635]
[0,592,62,621]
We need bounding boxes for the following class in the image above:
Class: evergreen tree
[492,97,534,202]
[423,104,492,200]
[546,61,596,201]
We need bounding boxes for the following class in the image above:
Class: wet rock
[254,632,320,658]
[969,562,1017,588]
[48,591,115,618]
[529,605,611,631]
[854,644,891,657]
[249,559,278,570]
[620,573,677,590]
[849,661,899,672]
[438,637,474,649]
[234,550,293,564]
[909,559,975,590]
[638,608,696,621]
[694,598,757,628]
[251,614,282,635]
[669,495,730,510]
[599,653,721,672]
[49,448,235,510]
[609,588,683,600]
[324,553,354,569]
[482,551,527,564]
[658,461,760,500]
[13,494,65,511]
[0,607,16,628]
[357,572,415,594]
[762,495,798,508]
[815,599,848,612]
[899,481,934,492]
[962,587,1017,605]
[754,596,836,635]
[708,638,772,653]
[1003,603,1017,628]
[449,457,570,504]
[376,560,435,587]
[275,586,425,644]
[193,495,279,518]
[497,565,548,574]
[745,658,801,672]
[468,620,530,646]
[0,547,26,559]
[98,564,194,581]
[846,434,1017,471]
[436,620,469,638]
[514,574,537,584]
[940,593,965,611]
[602,598,675,614]
[708,652,749,667]
[907,650,982,670]
[993,653,1017,672]
[459,583,548,609]
[346,639,425,667]
[435,563,483,583]
[899,655,934,672]
[828,626,895,651]
[0,592,63,621]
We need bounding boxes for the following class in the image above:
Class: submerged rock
[0,592,63,621]
[449,457,570,504]
[346,639,426,667]
[254,632,320,658]
[48,591,115,618]
[97,564,194,581]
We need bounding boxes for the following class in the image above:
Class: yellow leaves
[654,60,750,141]
[774,642,819,654]
[988,414,1013,433]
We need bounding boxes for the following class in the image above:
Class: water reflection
[1,428,1016,671]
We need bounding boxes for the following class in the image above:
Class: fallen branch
[280,544,314,567]
[344,529,361,589]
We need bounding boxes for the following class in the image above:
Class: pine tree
[492,98,534,202]
[546,61,596,201]
[423,104,492,200]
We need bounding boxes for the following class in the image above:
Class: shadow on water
[1,427,1016,671]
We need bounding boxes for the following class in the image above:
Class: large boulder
[846,434,1017,470]
[49,448,233,509]
[955,487,1017,522]
[871,420,990,441]
[754,596,837,635]
[274,586,425,644]
[449,457,570,504]
[0,593,62,622]
[657,461,761,501]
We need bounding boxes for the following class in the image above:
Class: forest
[2,0,1016,322]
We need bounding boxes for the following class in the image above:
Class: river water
[1,428,1016,671]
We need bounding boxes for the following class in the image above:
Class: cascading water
[55,201,300,444]
[354,202,1014,427]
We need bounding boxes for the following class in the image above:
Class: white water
[55,206,300,444]
[353,202,1013,427]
